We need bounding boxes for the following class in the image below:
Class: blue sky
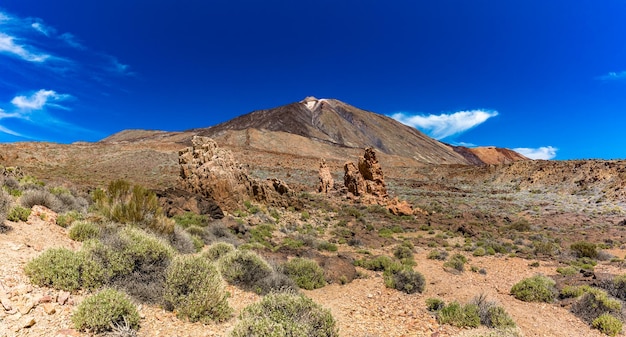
[1,1,625,160]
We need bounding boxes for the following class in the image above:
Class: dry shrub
[21,189,63,213]
[72,288,140,333]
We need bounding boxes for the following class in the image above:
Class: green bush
[25,248,104,291]
[72,288,140,333]
[560,285,592,298]
[317,241,338,252]
[556,266,578,276]
[230,292,338,337]
[218,249,272,289]
[384,267,425,294]
[283,258,326,290]
[393,245,414,263]
[473,247,486,256]
[437,302,480,328]
[471,294,516,329]
[426,298,446,312]
[0,190,11,232]
[444,254,467,272]
[592,313,623,337]
[93,180,169,234]
[68,221,101,242]
[173,212,209,228]
[82,227,174,303]
[427,249,449,261]
[164,255,232,323]
[204,242,236,261]
[572,288,622,324]
[571,241,598,259]
[354,255,397,272]
[510,275,556,302]
[611,274,626,300]
[7,206,30,222]
[56,210,82,228]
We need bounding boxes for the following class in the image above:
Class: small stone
[14,316,35,331]
[56,329,81,337]
[38,295,53,303]
[19,300,35,315]
[43,303,56,315]
[1,295,13,310]
[367,293,374,298]
[57,291,70,305]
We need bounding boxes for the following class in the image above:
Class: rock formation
[156,188,224,219]
[178,136,292,211]
[343,147,416,215]
[318,159,334,194]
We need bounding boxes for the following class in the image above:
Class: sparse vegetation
[444,253,467,273]
[510,275,557,303]
[72,288,140,333]
[230,292,338,337]
[384,267,425,294]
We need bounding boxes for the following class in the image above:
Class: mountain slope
[194,97,470,164]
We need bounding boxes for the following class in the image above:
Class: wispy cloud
[0,32,50,62]
[597,71,626,81]
[0,9,131,75]
[0,89,82,139]
[513,146,557,160]
[11,89,70,111]
[391,109,498,139]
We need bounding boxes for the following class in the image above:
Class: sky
[0,1,625,160]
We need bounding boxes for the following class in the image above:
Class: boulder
[156,188,224,219]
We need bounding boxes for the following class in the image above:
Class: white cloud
[0,32,50,62]
[391,109,498,139]
[11,89,70,110]
[31,22,50,36]
[597,71,626,81]
[513,146,558,160]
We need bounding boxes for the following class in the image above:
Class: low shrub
[384,267,425,294]
[473,247,486,257]
[571,241,598,259]
[426,298,446,312]
[444,254,468,273]
[592,313,623,337]
[611,274,626,301]
[167,225,196,253]
[173,212,209,228]
[72,288,140,333]
[0,189,11,228]
[21,189,63,213]
[572,288,622,324]
[218,249,272,289]
[230,292,338,337]
[204,242,236,261]
[560,285,592,299]
[163,255,232,323]
[437,301,481,328]
[510,275,557,303]
[56,210,82,228]
[393,245,415,265]
[283,258,326,290]
[427,249,449,261]
[7,206,30,222]
[354,255,396,271]
[471,294,516,329]
[318,241,338,252]
[556,266,578,276]
[68,221,101,242]
[25,248,104,291]
[82,227,174,303]
[93,180,169,234]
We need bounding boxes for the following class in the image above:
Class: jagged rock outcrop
[343,147,419,216]
[357,147,388,200]
[318,159,334,194]
[178,136,293,211]
[344,147,388,203]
